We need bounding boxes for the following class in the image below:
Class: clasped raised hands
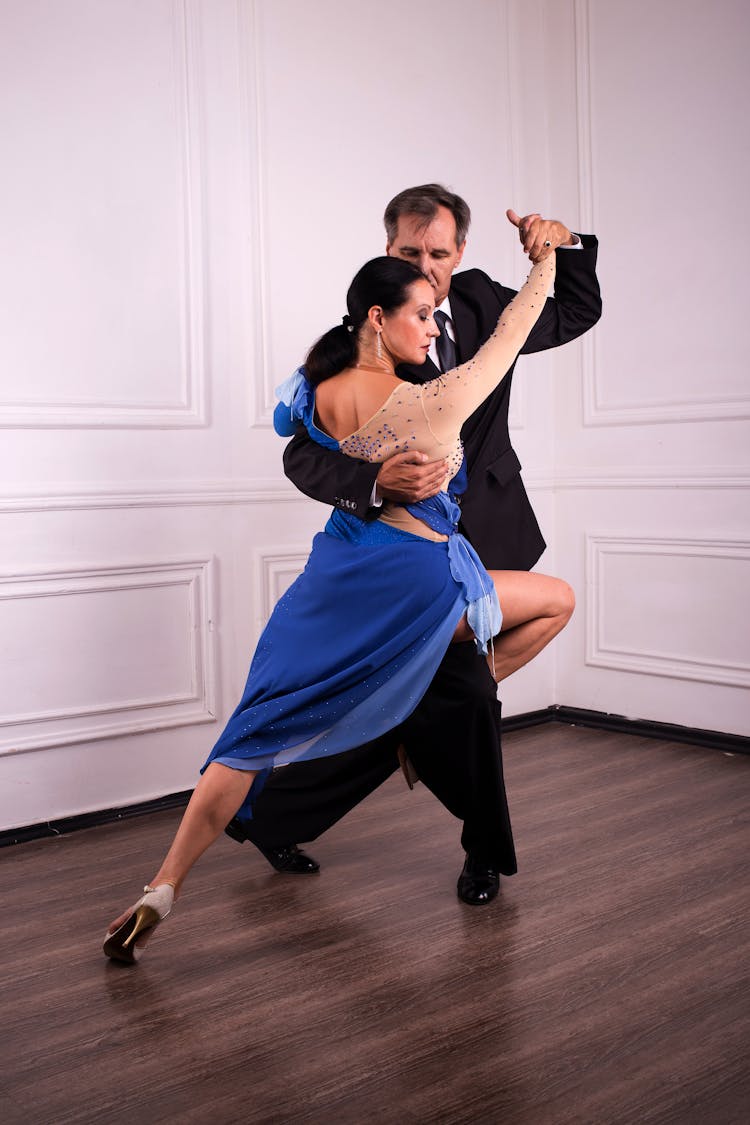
[506,209,575,262]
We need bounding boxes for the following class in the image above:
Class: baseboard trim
[0,790,193,849]
[499,707,557,732]
[2,707,747,848]
[544,705,750,755]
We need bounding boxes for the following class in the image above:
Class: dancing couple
[104,200,586,963]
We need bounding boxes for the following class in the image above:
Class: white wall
[0,0,747,831]
[544,0,750,734]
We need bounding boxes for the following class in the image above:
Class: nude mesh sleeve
[419,255,556,442]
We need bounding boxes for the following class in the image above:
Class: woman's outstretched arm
[420,254,556,441]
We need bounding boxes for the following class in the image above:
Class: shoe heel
[121,904,160,949]
[103,882,175,964]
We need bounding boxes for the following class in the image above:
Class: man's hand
[375,451,448,504]
[506,209,576,262]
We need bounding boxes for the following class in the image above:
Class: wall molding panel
[586,534,750,687]
[0,479,300,514]
[3,468,748,514]
[583,355,750,426]
[573,0,595,236]
[498,0,526,432]
[0,0,209,429]
[0,557,217,754]
[237,0,275,429]
[255,547,309,625]
[547,471,750,491]
[574,0,750,428]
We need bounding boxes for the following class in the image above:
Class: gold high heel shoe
[103,882,175,964]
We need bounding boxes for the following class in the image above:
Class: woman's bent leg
[452,571,574,681]
[486,571,574,682]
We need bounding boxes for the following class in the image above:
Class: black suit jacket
[283,237,601,570]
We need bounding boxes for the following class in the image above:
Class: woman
[104,246,571,963]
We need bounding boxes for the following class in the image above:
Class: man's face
[386,205,465,305]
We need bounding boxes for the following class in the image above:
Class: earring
[376,331,382,361]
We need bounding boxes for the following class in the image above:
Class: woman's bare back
[313,365,402,442]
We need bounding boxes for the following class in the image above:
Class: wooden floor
[1,724,748,1125]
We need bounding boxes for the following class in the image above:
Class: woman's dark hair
[305,256,426,386]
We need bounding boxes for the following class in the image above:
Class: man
[226,184,601,904]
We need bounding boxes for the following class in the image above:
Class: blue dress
[202,251,556,817]
[201,369,501,820]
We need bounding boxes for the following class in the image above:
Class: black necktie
[434,309,457,372]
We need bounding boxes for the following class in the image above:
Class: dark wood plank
[0,725,748,1124]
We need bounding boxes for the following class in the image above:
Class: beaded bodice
[275,254,555,541]
[339,254,554,475]
[338,381,466,478]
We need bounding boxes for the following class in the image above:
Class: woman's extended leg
[452,571,574,682]
[151,762,257,894]
[105,763,256,955]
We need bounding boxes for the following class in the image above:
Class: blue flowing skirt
[202,513,467,819]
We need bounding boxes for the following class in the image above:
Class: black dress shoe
[457,853,500,905]
[225,818,320,874]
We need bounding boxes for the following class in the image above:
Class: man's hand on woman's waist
[373,451,449,506]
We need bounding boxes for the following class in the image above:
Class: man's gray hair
[384,183,471,248]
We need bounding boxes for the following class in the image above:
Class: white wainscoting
[235,0,275,430]
[552,482,750,736]
[2,0,748,833]
[0,557,217,754]
[586,535,750,687]
[0,0,208,428]
[0,480,296,514]
[254,547,310,626]
[572,0,750,427]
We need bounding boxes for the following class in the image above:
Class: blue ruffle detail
[406,491,502,655]
[273,367,338,449]
[273,367,309,436]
